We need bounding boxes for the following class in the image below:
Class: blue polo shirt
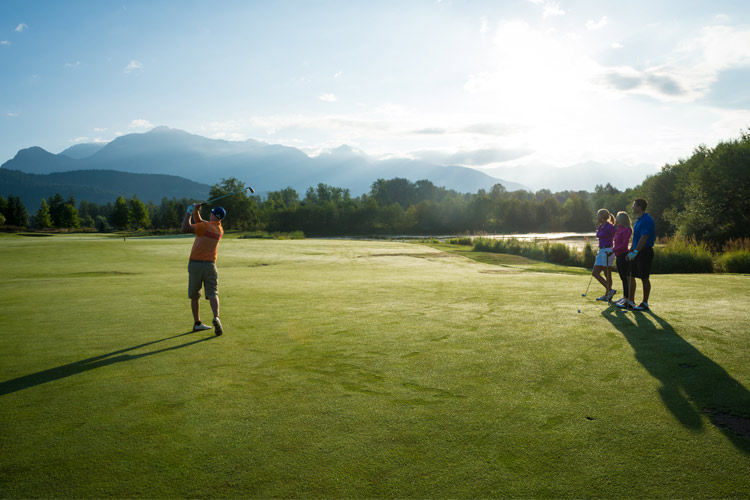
[632,212,655,249]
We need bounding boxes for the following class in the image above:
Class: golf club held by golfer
[187,186,255,214]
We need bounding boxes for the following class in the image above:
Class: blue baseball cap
[211,206,226,220]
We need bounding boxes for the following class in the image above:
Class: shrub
[547,243,571,264]
[717,250,750,274]
[582,241,596,268]
[448,237,473,246]
[722,238,750,252]
[473,237,586,268]
[652,237,714,274]
[240,230,305,240]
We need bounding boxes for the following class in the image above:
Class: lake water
[477,232,596,250]
[355,232,596,250]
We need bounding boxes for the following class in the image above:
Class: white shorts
[595,247,615,267]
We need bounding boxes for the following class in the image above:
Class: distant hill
[0,168,211,208]
[1,127,521,196]
[59,143,106,160]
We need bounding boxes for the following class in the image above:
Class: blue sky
[1,0,749,173]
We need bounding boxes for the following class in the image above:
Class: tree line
[3,130,748,245]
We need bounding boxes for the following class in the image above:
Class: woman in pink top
[613,211,633,307]
[593,209,617,301]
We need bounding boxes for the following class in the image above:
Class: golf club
[201,186,255,205]
[605,250,613,302]
[625,259,633,312]
[582,273,594,297]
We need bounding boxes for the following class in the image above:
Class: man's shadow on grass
[0,331,214,397]
[602,307,750,454]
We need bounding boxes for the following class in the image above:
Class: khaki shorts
[188,260,219,300]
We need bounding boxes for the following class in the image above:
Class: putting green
[1,233,748,498]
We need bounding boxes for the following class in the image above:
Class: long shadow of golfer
[602,307,750,454]
[0,331,214,397]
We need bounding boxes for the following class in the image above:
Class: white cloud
[129,119,154,130]
[1,40,10,46]
[124,60,143,73]
[65,61,81,69]
[597,24,750,103]
[8,112,19,117]
[543,2,565,18]
[586,16,608,30]
[480,16,489,38]
[15,23,28,32]
[319,93,337,102]
[93,127,107,132]
[334,71,343,79]
[611,42,623,49]
[73,137,90,143]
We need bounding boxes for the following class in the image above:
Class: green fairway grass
[1,233,749,498]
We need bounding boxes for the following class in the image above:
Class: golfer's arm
[181,212,194,233]
[635,234,650,252]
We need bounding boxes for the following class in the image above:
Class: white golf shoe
[192,322,212,332]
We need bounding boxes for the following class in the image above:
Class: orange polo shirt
[189,221,224,261]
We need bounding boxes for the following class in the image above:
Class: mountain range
[1,126,659,208]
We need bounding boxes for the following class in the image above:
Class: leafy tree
[35,199,53,229]
[371,178,417,208]
[128,195,150,229]
[80,215,95,228]
[0,212,5,225]
[95,215,112,233]
[6,196,29,227]
[110,195,131,230]
[78,200,99,225]
[48,193,65,228]
[0,196,8,221]
[61,203,80,230]
[592,183,630,216]
[562,193,593,231]
[665,133,750,243]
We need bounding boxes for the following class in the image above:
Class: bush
[473,237,585,268]
[471,234,746,274]
[239,230,305,240]
[582,241,596,268]
[722,238,750,252]
[448,237,473,246]
[717,250,750,274]
[546,242,571,264]
[652,237,714,274]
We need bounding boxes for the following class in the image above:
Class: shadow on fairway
[602,307,750,454]
[0,331,214,397]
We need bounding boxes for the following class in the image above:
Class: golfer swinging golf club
[182,202,225,335]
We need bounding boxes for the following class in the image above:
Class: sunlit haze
[2,0,749,174]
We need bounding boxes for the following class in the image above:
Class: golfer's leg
[191,299,200,323]
[593,266,607,288]
[642,278,651,303]
[606,266,612,290]
[209,296,220,319]
[629,277,637,303]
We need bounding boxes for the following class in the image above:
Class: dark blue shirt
[633,212,655,249]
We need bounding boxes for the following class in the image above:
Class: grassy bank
[463,236,750,274]
[1,233,749,498]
